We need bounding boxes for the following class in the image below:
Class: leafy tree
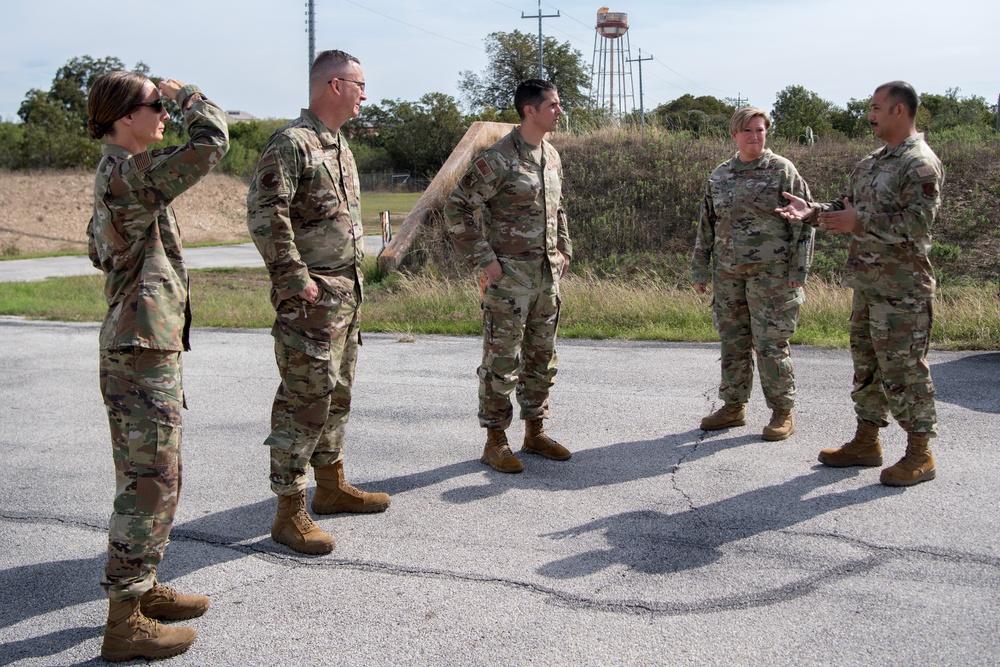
[655,94,734,117]
[652,94,734,135]
[352,93,468,177]
[829,97,871,138]
[458,30,590,113]
[771,85,835,142]
[920,88,994,133]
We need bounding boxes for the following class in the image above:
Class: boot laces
[149,582,177,602]
[291,495,318,530]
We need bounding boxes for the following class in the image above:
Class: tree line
[2,39,997,180]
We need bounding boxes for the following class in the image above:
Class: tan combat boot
[818,420,883,467]
[880,433,936,487]
[761,409,795,441]
[481,429,524,473]
[100,598,196,662]
[272,490,335,554]
[139,571,210,620]
[312,461,391,514]
[700,403,746,431]
[522,417,572,460]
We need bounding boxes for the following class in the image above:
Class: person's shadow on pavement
[534,466,898,609]
[371,429,762,503]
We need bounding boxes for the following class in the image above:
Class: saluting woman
[86,71,227,662]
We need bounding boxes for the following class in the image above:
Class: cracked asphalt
[1,318,998,666]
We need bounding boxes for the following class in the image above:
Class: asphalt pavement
[1,313,998,666]
[0,238,385,282]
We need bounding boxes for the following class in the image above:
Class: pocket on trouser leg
[769,289,805,337]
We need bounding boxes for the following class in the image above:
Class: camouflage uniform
[815,134,942,436]
[445,127,572,430]
[87,85,228,601]
[692,149,815,410]
[247,109,365,496]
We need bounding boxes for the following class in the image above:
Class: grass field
[360,191,422,235]
[2,266,997,350]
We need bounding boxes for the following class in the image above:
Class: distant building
[225,110,258,123]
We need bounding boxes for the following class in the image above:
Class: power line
[522,0,560,79]
[341,0,483,52]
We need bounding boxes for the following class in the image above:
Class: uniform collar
[880,132,923,157]
[730,148,773,171]
[300,108,343,148]
[511,127,544,163]
[101,143,135,158]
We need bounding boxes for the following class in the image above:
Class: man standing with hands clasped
[247,50,390,556]
[778,81,943,487]
[445,79,573,473]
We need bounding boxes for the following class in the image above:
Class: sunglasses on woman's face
[134,98,165,113]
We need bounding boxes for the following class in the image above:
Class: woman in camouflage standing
[86,71,227,662]
[691,107,815,441]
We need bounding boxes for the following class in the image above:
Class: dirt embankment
[0,170,250,256]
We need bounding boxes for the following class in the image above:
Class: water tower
[590,7,635,120]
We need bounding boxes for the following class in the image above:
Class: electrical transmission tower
[522,0,560,79]
[306,0,315,73]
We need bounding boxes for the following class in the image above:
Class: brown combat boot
[312,461,391,514]
[818,420,883,467]
[272,491,335,554]
[100,598,196,662]
[700,403,746,431]
[761,409,795,441]
[139,572,210,620]
[522,417,572,460]
[481,429,524,473]
[880,433,936,487]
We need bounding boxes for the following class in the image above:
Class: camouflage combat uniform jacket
[87,85,228,352]
[246,109,364,358]
[445,127,572,288]
[816,133,943,298]
[692,149,814,285]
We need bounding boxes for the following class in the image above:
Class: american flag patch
[133,151,151,171]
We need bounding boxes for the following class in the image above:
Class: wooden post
[377,121,516,275]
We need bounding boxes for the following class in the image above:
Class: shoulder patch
[260,172,282,191]
[914,165,937,179]
[132,151,151,171]
[475,158,494,178]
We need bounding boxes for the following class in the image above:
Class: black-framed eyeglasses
[329,77,366,92]
[133,99,165,113]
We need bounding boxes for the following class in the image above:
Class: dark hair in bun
[86,71,150,140]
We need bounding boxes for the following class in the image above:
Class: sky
[2,0,998,122]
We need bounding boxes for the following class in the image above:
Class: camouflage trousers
[850,289,937,436]
[99,347,183,602]
[266,295,360,496]
[478,259,561,430]
[711,263,804,410]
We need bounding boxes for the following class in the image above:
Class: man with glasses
[247,49,389,555]
[445,79,573,473]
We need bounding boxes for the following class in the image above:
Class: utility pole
[626,48,653,132]
[522,0,560,79]
[996,93,999,132]
[306,0,315,72]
